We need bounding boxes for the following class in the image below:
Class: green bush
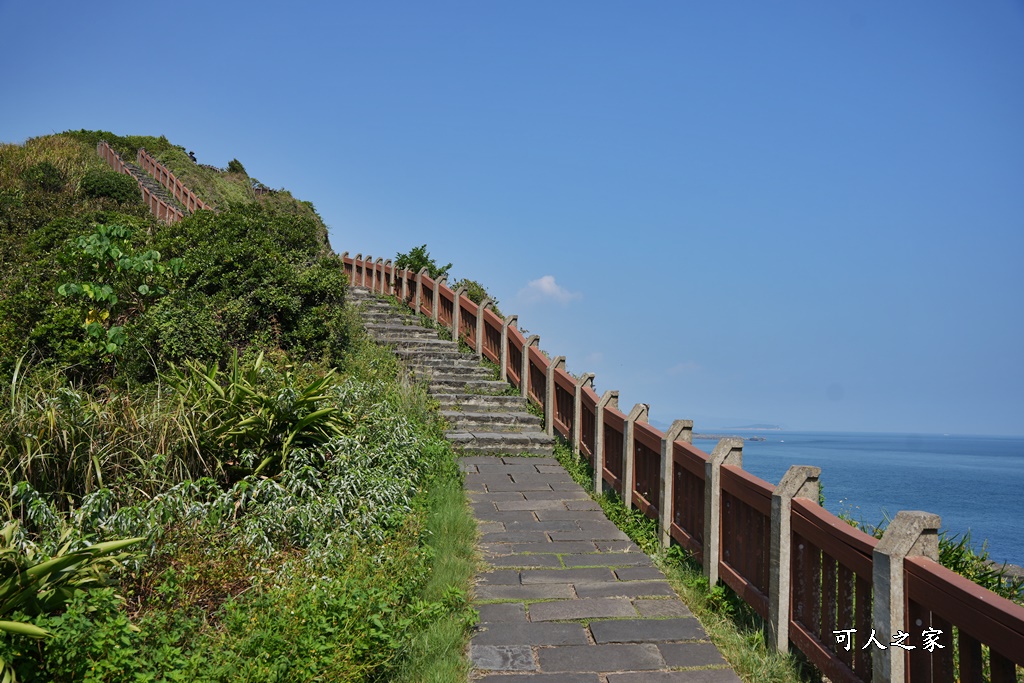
[152,204,351,364]
[226,159,246,176]
[453,277,502,316]
[20,162,66,193]
[79,170,139,204]
[394,244,451,280]
[61,130,179,162]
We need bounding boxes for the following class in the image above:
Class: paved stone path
[347,285,740,680]
[464,455,741,682]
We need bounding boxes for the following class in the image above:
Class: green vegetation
[394,244,451,280]
[394,244,503,316]
[0,131,477,680]
[78,170,139,204]
[835,508,1024,605]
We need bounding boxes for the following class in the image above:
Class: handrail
[340,251,1024,683]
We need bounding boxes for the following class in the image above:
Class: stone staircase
[348,287,555,456]
[123,161,188,216]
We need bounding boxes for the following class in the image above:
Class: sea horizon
[689,429,1024,568]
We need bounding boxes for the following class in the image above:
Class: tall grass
[1,359,213,507]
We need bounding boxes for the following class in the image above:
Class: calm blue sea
[692,432,1024,568]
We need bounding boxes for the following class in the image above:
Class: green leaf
[138,283,150,295]
[0,620,50,638]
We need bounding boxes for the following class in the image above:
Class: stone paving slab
[607,672,741,683]
[537,644,664,672]
[528,597,637,622]
[472,622,590,646]
[476,674,600,682]
[467,455,738,680]
[589,618,706,644]
[573,580,677,599]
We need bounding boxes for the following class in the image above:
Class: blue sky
[2,1,1022,435]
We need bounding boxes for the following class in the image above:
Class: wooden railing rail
[339,252,1023,683]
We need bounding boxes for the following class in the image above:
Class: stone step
[441,410,542,431]
[430,378,512,395]
[447,431,555,456]
[433,393,533,412]
[394,349,466,363]
[406,356,486,370]
[379,338,457,350]
[410,365,493,381]
[365,324,437,338]
[361,315,425,324]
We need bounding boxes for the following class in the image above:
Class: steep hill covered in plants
[0,132,475,681]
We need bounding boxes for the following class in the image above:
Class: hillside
[0,132,475,681]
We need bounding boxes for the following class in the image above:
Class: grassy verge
[555,442,817,683]
[393,455,478,682]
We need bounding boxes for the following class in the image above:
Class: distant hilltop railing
[96,142,211,224]
[342,253,1024,683]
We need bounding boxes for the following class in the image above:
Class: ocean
[691,431,1024,568]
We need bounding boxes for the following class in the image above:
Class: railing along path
[343,254,1024,683]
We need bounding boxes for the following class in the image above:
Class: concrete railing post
[703,438,743,585]
[621,403,649,510]
[401,269,410,303]
[521,335,540,399]
[354,254,363,288]
[374,257,384,294]
[383,259,393,296]
[500,315,518,382]
[768,465,821,653]
[544,356,567,437]
[432,276,447,324]
[593,390,619,495]
[451,285,469,342]
[572,373,596,457]
[476,298,494,358]
[659,419,693,547]
[414,267,429,315]
[364,255,373,289]
[872,511,941,683]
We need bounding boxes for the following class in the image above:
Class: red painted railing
[340,253,1024,683]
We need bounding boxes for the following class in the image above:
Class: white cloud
[518,275,581,305]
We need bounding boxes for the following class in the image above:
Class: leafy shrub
[20,162,66,193]
[152,204,351,363]
[226,158,246,175]
[394,244,451,280]
[1,587,194,682]
[79,170,139,204]
[60,130,179,162]
[453,277,501,316]
[58,223,182,358]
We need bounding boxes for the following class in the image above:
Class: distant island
[722,424,781,431]
[693,434,767,442]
